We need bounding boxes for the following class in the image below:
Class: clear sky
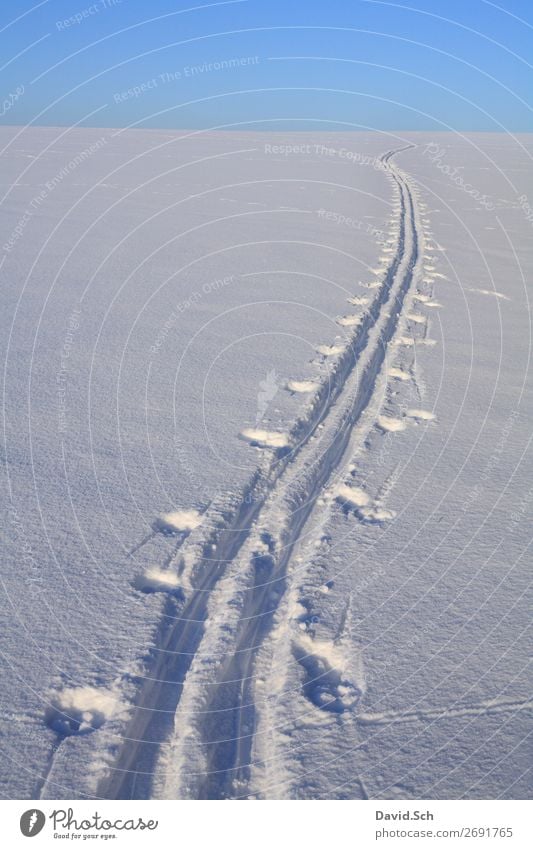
[1,0,532,131]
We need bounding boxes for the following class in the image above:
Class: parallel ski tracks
[100,144,421,800]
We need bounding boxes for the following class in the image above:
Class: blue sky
[1,0,532,131]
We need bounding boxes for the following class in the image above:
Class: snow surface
[1,128,531,800]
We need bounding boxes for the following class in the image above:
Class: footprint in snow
[316,343,345,357]
[129,508,203,555]
[336,483,395,524]
[45,687,125,737]
[405,408,436,422]
[358,505,396,523]
[292,636,361,714]
[335,483,371,508]
[153,509,202,535]
[240,428,289,449]
[377,415,406,432]
[286,379,319,393]
[359,280,381,289]
[392,335,415,347]
[388,366,410,381]
[413,294,442,308]
[406,312,426,325]
[134,566,183,595]
[336,314,361,327]
[393,336,436,348]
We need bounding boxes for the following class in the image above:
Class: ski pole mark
[357,698,533,726]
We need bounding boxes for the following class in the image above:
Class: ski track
[93,144,430,801]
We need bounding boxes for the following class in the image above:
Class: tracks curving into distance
[99,144,422,800]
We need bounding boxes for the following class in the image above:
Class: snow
[405,408,437,422]
[45,687,126,736]
[154,510,203,534]
[286,379,320,393]
[335,483,371,508]
[316,343,346,356]
[239,428,289,448]
[336,314,362,327]
[468,287,511,300]
[133,566,181,593]
[377,415,407,432]
[358,505,397,523]
[388,366,410,380]
[1,127,531,802]
[406,312,426,324]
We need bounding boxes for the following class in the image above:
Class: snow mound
[406,408,436,421]
[240,428,289,448]
[336,314,361,327]
[134,567,181,593]
[154,509,202,534]
[335,483,371,507]
[359,506,396,523]
[286,379,319,393]
[388,366,409,381]
[377,415,406,432]
[316,343,345,357]
[45,687,124,736]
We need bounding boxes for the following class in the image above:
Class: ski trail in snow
[142,145,428,801]
[96,145,416,800]
[95,144,437,801]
